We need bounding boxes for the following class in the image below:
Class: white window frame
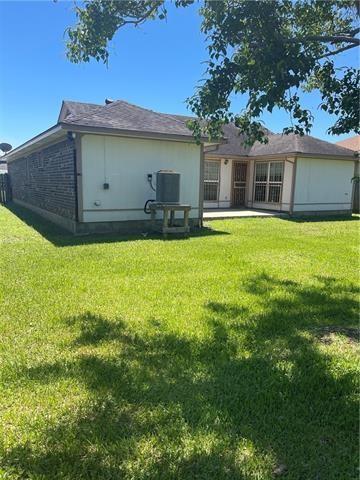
[253,161,284,204]
[204,159,221,202]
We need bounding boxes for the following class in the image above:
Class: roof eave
[5,124,66,162]
[60,122,210,144]
[292,152,356,160]
[247,151,355,159]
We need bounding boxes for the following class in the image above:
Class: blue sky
[0,0,358,148]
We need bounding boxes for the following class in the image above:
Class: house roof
[248,133,355,158]
[6,100,213,162]
[160,110,354,159]
[6,98,356,161]
[163,118,252,156]
[335,135,360,152]
[59,100,200,140]
[161,114,270,156]
[58,100,101,122]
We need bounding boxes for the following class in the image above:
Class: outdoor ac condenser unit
[155,170,180,204]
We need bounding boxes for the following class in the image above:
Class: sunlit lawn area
[0,204,358,479]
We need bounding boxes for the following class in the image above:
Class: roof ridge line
[160,112,195,120]
[61,103,108,124]
[63,100,102,107]
[107,99,194,129]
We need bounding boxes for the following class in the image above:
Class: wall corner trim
[289,156,298,215]
[198,144,205,227]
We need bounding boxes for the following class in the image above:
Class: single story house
[6,99,357,234]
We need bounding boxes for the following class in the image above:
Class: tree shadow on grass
[66,312,127,346]
[2,276,359,479]
[5,202,229,247]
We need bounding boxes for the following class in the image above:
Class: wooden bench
[149,203,191,236]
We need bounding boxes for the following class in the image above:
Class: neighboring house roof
[335,136,360,152]
[59,99,199,140]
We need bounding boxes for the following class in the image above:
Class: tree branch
[295,34,360,45]
[350,27,360,36]
[316,42,358,60]
[118,2,163,27]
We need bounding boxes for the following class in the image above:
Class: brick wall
[8,139,77,220]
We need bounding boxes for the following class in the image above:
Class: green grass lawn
[0,204,359,480]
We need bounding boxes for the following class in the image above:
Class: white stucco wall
[246,159,255,207]
[281,159,294,212]
[203,155,354,213]
[204,158,233,208]
[293,157,354,212]
[80,134,201,222]
[219,159,233,208]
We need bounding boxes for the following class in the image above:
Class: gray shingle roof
[58,99,355,158]
[153,112,353,158]
[161,114,267,155]
[59,101,101,122]
[164,113,250,155]
[208,123,257,156]
[60,100,195,139]
[249,133,355,157]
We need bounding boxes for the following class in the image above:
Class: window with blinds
[204,160,220,201]
[254,161,284,203]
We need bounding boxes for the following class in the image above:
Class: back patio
[203,207,288,220]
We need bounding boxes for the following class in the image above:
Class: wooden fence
[0,173,11,204]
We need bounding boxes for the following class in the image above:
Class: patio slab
[203,208,289,219]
